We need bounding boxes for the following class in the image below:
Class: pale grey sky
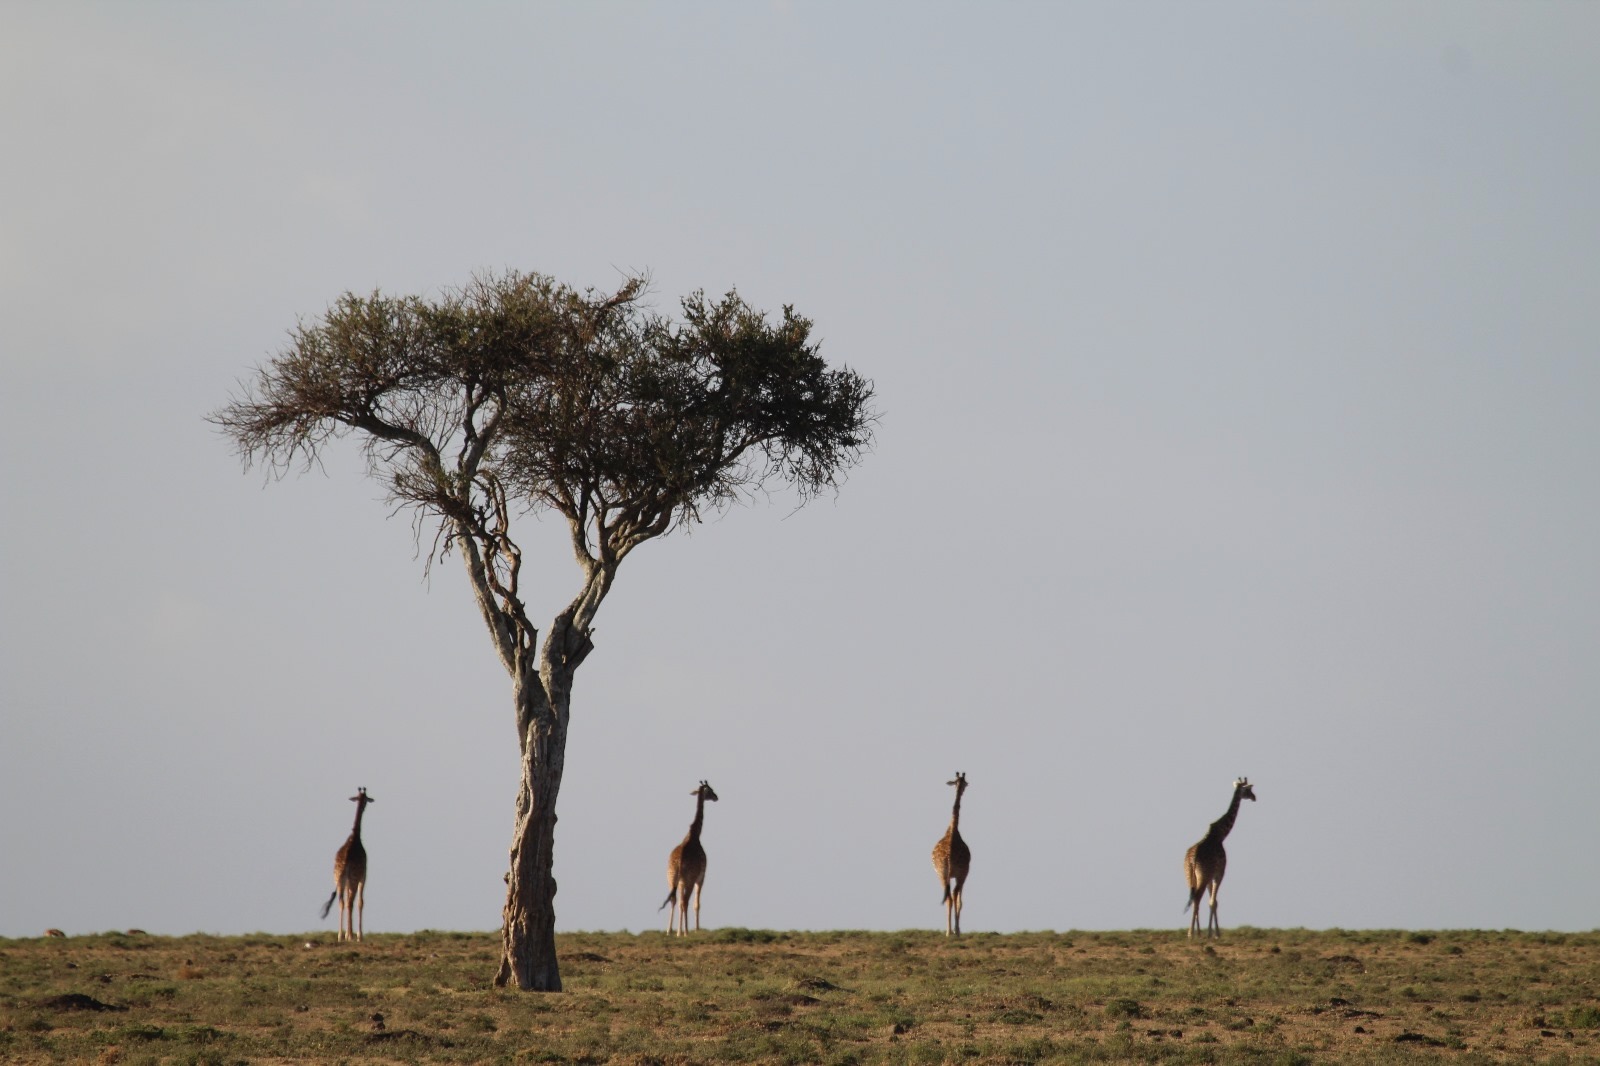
[3,2,1597,938]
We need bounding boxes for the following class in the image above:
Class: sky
[3,2,1597,940]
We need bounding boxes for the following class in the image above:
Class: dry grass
[2,927,1598,1063]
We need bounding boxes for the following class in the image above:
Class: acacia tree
[213,271,875,990]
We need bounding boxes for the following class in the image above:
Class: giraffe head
[692,780,718,803]
[948,772,968,795]
[1234,778,1256,801]
[351,787,374,807]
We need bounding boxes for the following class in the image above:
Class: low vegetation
[3,927,1598,1063]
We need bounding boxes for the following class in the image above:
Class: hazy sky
[4,3,1597,939]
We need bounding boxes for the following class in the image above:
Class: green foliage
[1104,997,1145,1019]
[214,270,876,560]
[1563,1005,1600,1029]
[711,927,787,944]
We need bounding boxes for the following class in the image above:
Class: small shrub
[1563,1005,1600,1029]
[714,928,780,945]
[999,1037,1056,1063]
[1104,998,1143,1019]
[178,1052,234,1066]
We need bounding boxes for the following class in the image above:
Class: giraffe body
[1185,778,1255,938]
[931,773,971,936]
[322,788,373,942]
[660,781,717,936]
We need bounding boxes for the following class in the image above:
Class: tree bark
[494,670,569,991]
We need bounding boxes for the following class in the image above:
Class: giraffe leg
[355,882,365,943]
[952,886,963,936]
[692,881,702,932]
[1208,884,1220,938]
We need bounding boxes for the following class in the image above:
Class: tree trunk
[494,671,570,991]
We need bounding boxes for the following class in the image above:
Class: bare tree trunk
[495,670,569,991]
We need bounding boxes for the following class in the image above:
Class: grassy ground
[2,927,1598,1064]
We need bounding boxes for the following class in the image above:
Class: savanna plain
[3,928,1599,1065]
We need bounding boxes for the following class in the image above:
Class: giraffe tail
[658,889,676,912]
[321,890,338,920]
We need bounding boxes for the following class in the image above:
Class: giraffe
[659,780,718,936]
[1185,777,1256,938]
[321,787,374,942]
[931,772,971,936]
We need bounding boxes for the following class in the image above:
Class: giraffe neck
[949,790,963,833]
[351,798,368,841]
[687,792,706,842]
[1207,788,1245,843]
